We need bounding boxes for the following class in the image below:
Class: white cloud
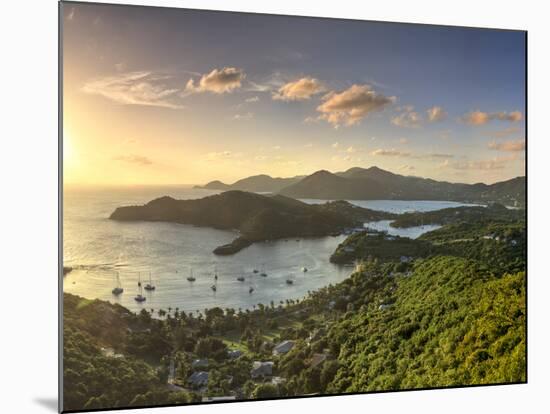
[485,126,521,138]
[488,139,525,152]
[462,110,523,125]
[82,71,182,109]
[204,151,245,161]
[371,148,411,157]
[332,142,339,148]
[245,96,260,103]
[440,154,520,171]
[317,84,396,127]
[185,67,245,94]
[303,116,320,124]
[370,149,452,160]
[391,106,422,128]
[426,106,447,122]
[233,112,254,121]
[273,77,326,101]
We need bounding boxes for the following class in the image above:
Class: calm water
[63,186,477,313]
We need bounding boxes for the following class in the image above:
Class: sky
[62,2,526,186]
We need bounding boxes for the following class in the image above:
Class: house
[227,349,243,359]
[273,340,295,356]
[251,361,274,379]
[202,396,236,402]
[188,371,209,388]
[192,359,209,369]
[310,353,328,369]
[271,376,286,385]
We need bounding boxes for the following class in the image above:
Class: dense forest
[63,214,526,411]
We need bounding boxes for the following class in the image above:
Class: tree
[252,383,279,399]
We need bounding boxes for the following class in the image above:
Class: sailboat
[286,274,294,285]
[187,269,196,282]
[260,264,267,277]
[249,286,254,294]
[211,269,218,292]
[134,274,146,302]
[301,267,308,273]
[214,265,218,281]
[237,276,245,282]
[112,272,123,296]
[144,271,156,291]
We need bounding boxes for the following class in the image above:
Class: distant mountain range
[196,166,525,207]
[195,174,303,193]
[110,191,394,254]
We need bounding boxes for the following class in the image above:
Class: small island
[109,191,395,255]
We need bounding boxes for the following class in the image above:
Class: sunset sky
[62,2,526,186]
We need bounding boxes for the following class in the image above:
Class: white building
[251,361,274,378]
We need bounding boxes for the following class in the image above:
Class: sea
[62,185,480,313]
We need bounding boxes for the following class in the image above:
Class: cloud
[82,71,182,109]
[304,142,314,148]
[246,72,286,93]
[303,116,320,124]
[332,142,339,148]
[245,96,260,103]
[399,165,416,172]
[346,146,358,153]
[233,112,254,121]
[371,148,411,157]
[427,106,447,122]
[427,153,454,159]
[317,84,396,127]
[440,154,520,171]
[273,77,326,101]
[204,151,244,161]
[113,155,152,165]
[399,138,409,144]
[488,139,525,152]
[462,110,523,125]
[391,106,422,128]
[185,67,245,94]
[485,126,521,138]
[370,148,452,160]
